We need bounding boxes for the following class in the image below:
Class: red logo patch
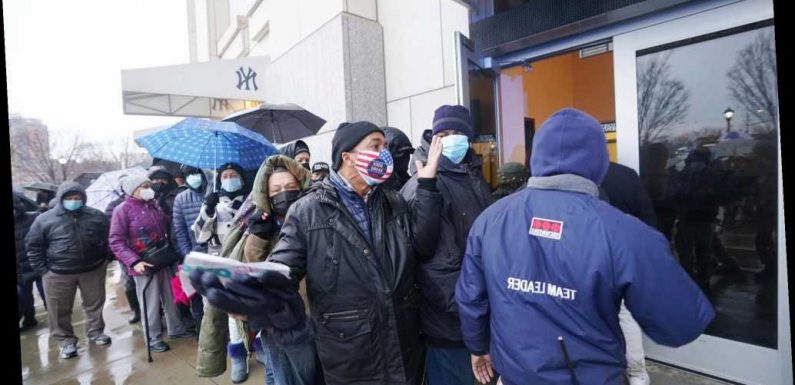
[529,217,564,240]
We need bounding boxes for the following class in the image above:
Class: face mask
[151,183,165,193]
[441,134,469,164]
[186,174,203,189]
[140,188,156,201]
[221,177,243,193]
[301,162,311,171]
[63,200,84,211]
[353,149,394,186]
[270,190,301,217]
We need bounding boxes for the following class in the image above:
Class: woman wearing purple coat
[109,174,191,353]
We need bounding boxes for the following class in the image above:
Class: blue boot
[228,342,249,384]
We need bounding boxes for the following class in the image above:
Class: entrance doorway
[497,43,618,172]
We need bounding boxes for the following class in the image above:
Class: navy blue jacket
[456,108,714,385]
[172,186,208,256]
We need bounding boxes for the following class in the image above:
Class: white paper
[180,251,292,297]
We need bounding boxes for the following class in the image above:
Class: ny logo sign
[236,67,258,91]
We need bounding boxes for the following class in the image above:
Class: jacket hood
[382,126,415,158]
[252,155,312,214]
[278,140,310,159]
[410,129,482,175]
[55,181,87,208]
[530,108,609,184]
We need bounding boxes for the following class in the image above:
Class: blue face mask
[221,177,243,193]
[441,134,469,164]
[186,174,203,189]
[63,200,84,211]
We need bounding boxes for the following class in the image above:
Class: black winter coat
[14,201,38,283]
[268,176,441,385]
[402,130,493,347]
[25,182,110,275]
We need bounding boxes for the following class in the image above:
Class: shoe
[168,331,197,339]
[59,344,78,359]
[128,310,141,324]
[89,334,112,345]
[19,319,38,332]
[150,341,171,353]
[228,342,249,384]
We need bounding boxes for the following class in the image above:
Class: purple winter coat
[109,196,170,276]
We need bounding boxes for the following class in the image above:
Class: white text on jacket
[506,277,577,300]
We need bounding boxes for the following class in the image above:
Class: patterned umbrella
[134,118,277,170]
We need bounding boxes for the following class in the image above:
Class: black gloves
[248,209,277,239]
[204,192,219,216]
[189,268,305,332]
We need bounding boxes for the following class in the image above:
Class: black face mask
[301,162,311,171]
[394,156,411,184]
[151,183,165,193]
[270,190,301,217]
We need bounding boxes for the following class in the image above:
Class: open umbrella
[222,103,326,144]
[712,131,756,158]
[135,118,278,190]
[85,167,148,212]
[13,190,38,212]
[23,182,58,194]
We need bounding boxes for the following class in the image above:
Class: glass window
[636,23,778,349]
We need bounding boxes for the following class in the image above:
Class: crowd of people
[15,105,714,385]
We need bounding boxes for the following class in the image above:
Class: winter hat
[331,121,384,170]
[147,165,174,181]
[121,174,150,196]
[294,140,310,157]
[530,108,609,184]
[312,162,330,173]
[432,105,474,138]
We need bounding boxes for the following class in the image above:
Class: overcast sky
[4,0,190,148]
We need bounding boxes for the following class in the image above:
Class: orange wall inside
[501,51,616,163]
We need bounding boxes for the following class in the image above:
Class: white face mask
[139,188,156,201]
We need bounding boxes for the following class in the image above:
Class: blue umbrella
[135,118,277,171]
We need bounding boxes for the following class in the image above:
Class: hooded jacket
[456,108,715,385]
[196,155,312,377]
[25,182,110,276]
[278,140,310,161]
[382,126,415,191]
[148,165,179,219]
[401,129,492,346]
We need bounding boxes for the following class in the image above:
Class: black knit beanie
[331,121,383,170]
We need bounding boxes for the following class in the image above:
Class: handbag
[140,240,180,272]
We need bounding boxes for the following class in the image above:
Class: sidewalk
[19,262,731,385]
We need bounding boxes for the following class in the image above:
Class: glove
[248,209,277,239]
[204,192,219,216]
[189,269,304,331]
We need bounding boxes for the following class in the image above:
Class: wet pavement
[19,262,729,385]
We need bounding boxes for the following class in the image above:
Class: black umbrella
[23,181,58,193]
[222,103,326,144]
[13,190,38,212]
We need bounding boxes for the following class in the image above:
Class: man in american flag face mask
[191,121,445,385]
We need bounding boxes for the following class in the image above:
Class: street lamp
[724,107,735,133]
[58,158,67,182]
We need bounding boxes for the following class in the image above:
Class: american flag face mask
[354,149,394,186]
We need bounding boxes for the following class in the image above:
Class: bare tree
[105,138,151,169]
[637,52,691,145]
[10,129,84,184]
[727,30,778,133]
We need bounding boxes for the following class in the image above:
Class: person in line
[109,175,191,354]
[15,194,42,331]
[311,162,330,183]
[26,182,113,359]
[278,140,311,170]
[192,121,445,384]
[401,105,493,385]
[456,108,715,385]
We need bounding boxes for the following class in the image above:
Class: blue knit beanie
[432,105,474,138]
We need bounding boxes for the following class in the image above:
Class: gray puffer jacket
[25,182,111,275]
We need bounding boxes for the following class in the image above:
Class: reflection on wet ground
[19,263,728,384]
